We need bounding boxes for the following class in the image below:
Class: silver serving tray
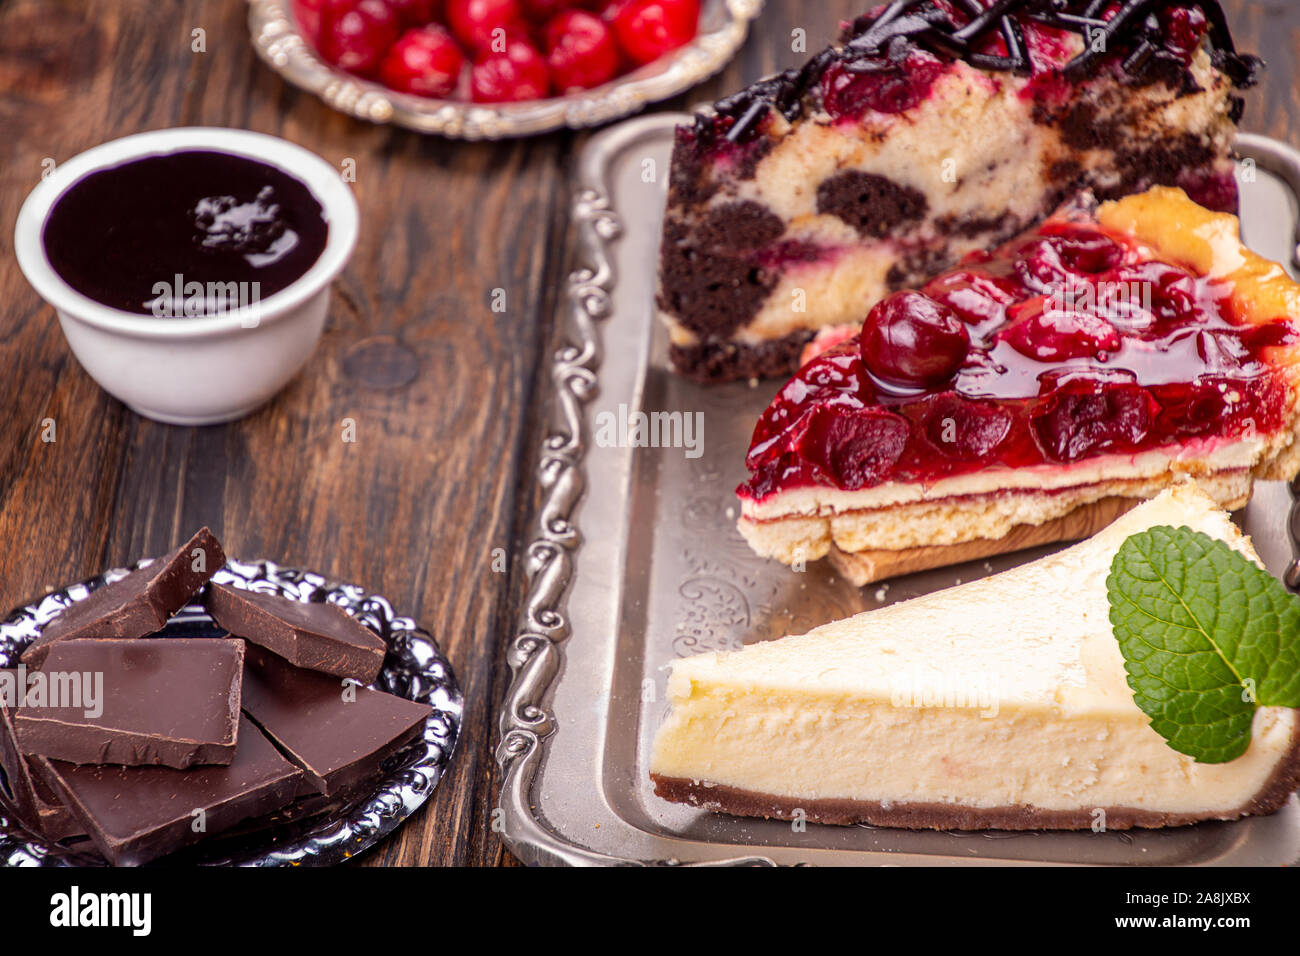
[247,0,763,140]
[0,559,463,867]
[496,113,1300,866]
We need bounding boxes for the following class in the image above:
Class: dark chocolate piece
[1,671,86,841]
[28,763,86,841]
[0,669,40,822]
[240,646,430,797]
[205,583,386,684]
[15,639,243,769]
[33,715,302,866]
[22,527,226,667]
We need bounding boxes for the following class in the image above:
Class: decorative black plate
[0,558,462,867]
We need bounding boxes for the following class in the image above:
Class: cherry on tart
[736,187,1300,583]
[860,291,970,388]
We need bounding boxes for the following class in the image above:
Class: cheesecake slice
[738,186,1300,582]
[652,484,1300,829]
[657,1,1260,383]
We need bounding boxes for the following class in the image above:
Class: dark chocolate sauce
[43,150,329,316]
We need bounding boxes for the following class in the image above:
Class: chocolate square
[240,646,430,797]
[33,715,302,866]
[205,583,386,683]
[15,639,243,769]
[22,527,226,667]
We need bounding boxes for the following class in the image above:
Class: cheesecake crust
[651,715,1300,830]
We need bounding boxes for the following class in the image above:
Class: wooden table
[0,0,1294,867]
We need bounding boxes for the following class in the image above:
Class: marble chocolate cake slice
[656,0,1261,383]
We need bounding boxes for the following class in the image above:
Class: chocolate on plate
[241,646,430,798]
[2,531,446,866]
[33,715,302,867]
[15,639,244,769]
[22,527,225,667]
[27,765,86,842]
[205,583,386,684]
[2,673,86,841]
[0,670,39,821]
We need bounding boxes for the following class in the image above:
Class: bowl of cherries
[249,0,764,139]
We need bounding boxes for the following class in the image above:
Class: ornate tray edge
[493,115,775,867]
[494,122,1300,867]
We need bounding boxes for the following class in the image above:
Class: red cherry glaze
[821,49,947,120]
[612,0,699,67]
[740,218,1300,502]
[545,10,620,91]
[1029,376,1158,462]
[1000,298,1121,362]
[1161,6,1209,61]
[860,291,970,388]
[471,38,550,101]
[380,25,465,96]
[923,393,1014,461]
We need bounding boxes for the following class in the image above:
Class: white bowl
[14,127,359,425]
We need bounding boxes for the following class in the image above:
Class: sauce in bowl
[42,150,329,316]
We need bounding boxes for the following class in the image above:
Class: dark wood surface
[0,0,1295,867]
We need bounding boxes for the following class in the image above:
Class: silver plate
[0,559,463,867]
[247,0,764,140]
[496,113,1300,866]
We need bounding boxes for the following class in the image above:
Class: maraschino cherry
[860,291,970,388]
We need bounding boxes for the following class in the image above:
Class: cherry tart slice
[736,186,1300,584]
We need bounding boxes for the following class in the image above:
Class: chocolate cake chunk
[668,330,814,385]
[240,646,430,797]
[204,583,386,684]
[655,1,1261,383]
[815,171,928,238]
[22,527,225,667]
[33,715,302,866]
[15,639,244,769]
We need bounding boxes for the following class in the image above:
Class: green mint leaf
[1106,525,1300,764]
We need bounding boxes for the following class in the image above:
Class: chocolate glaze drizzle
[714,1,1261,143]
